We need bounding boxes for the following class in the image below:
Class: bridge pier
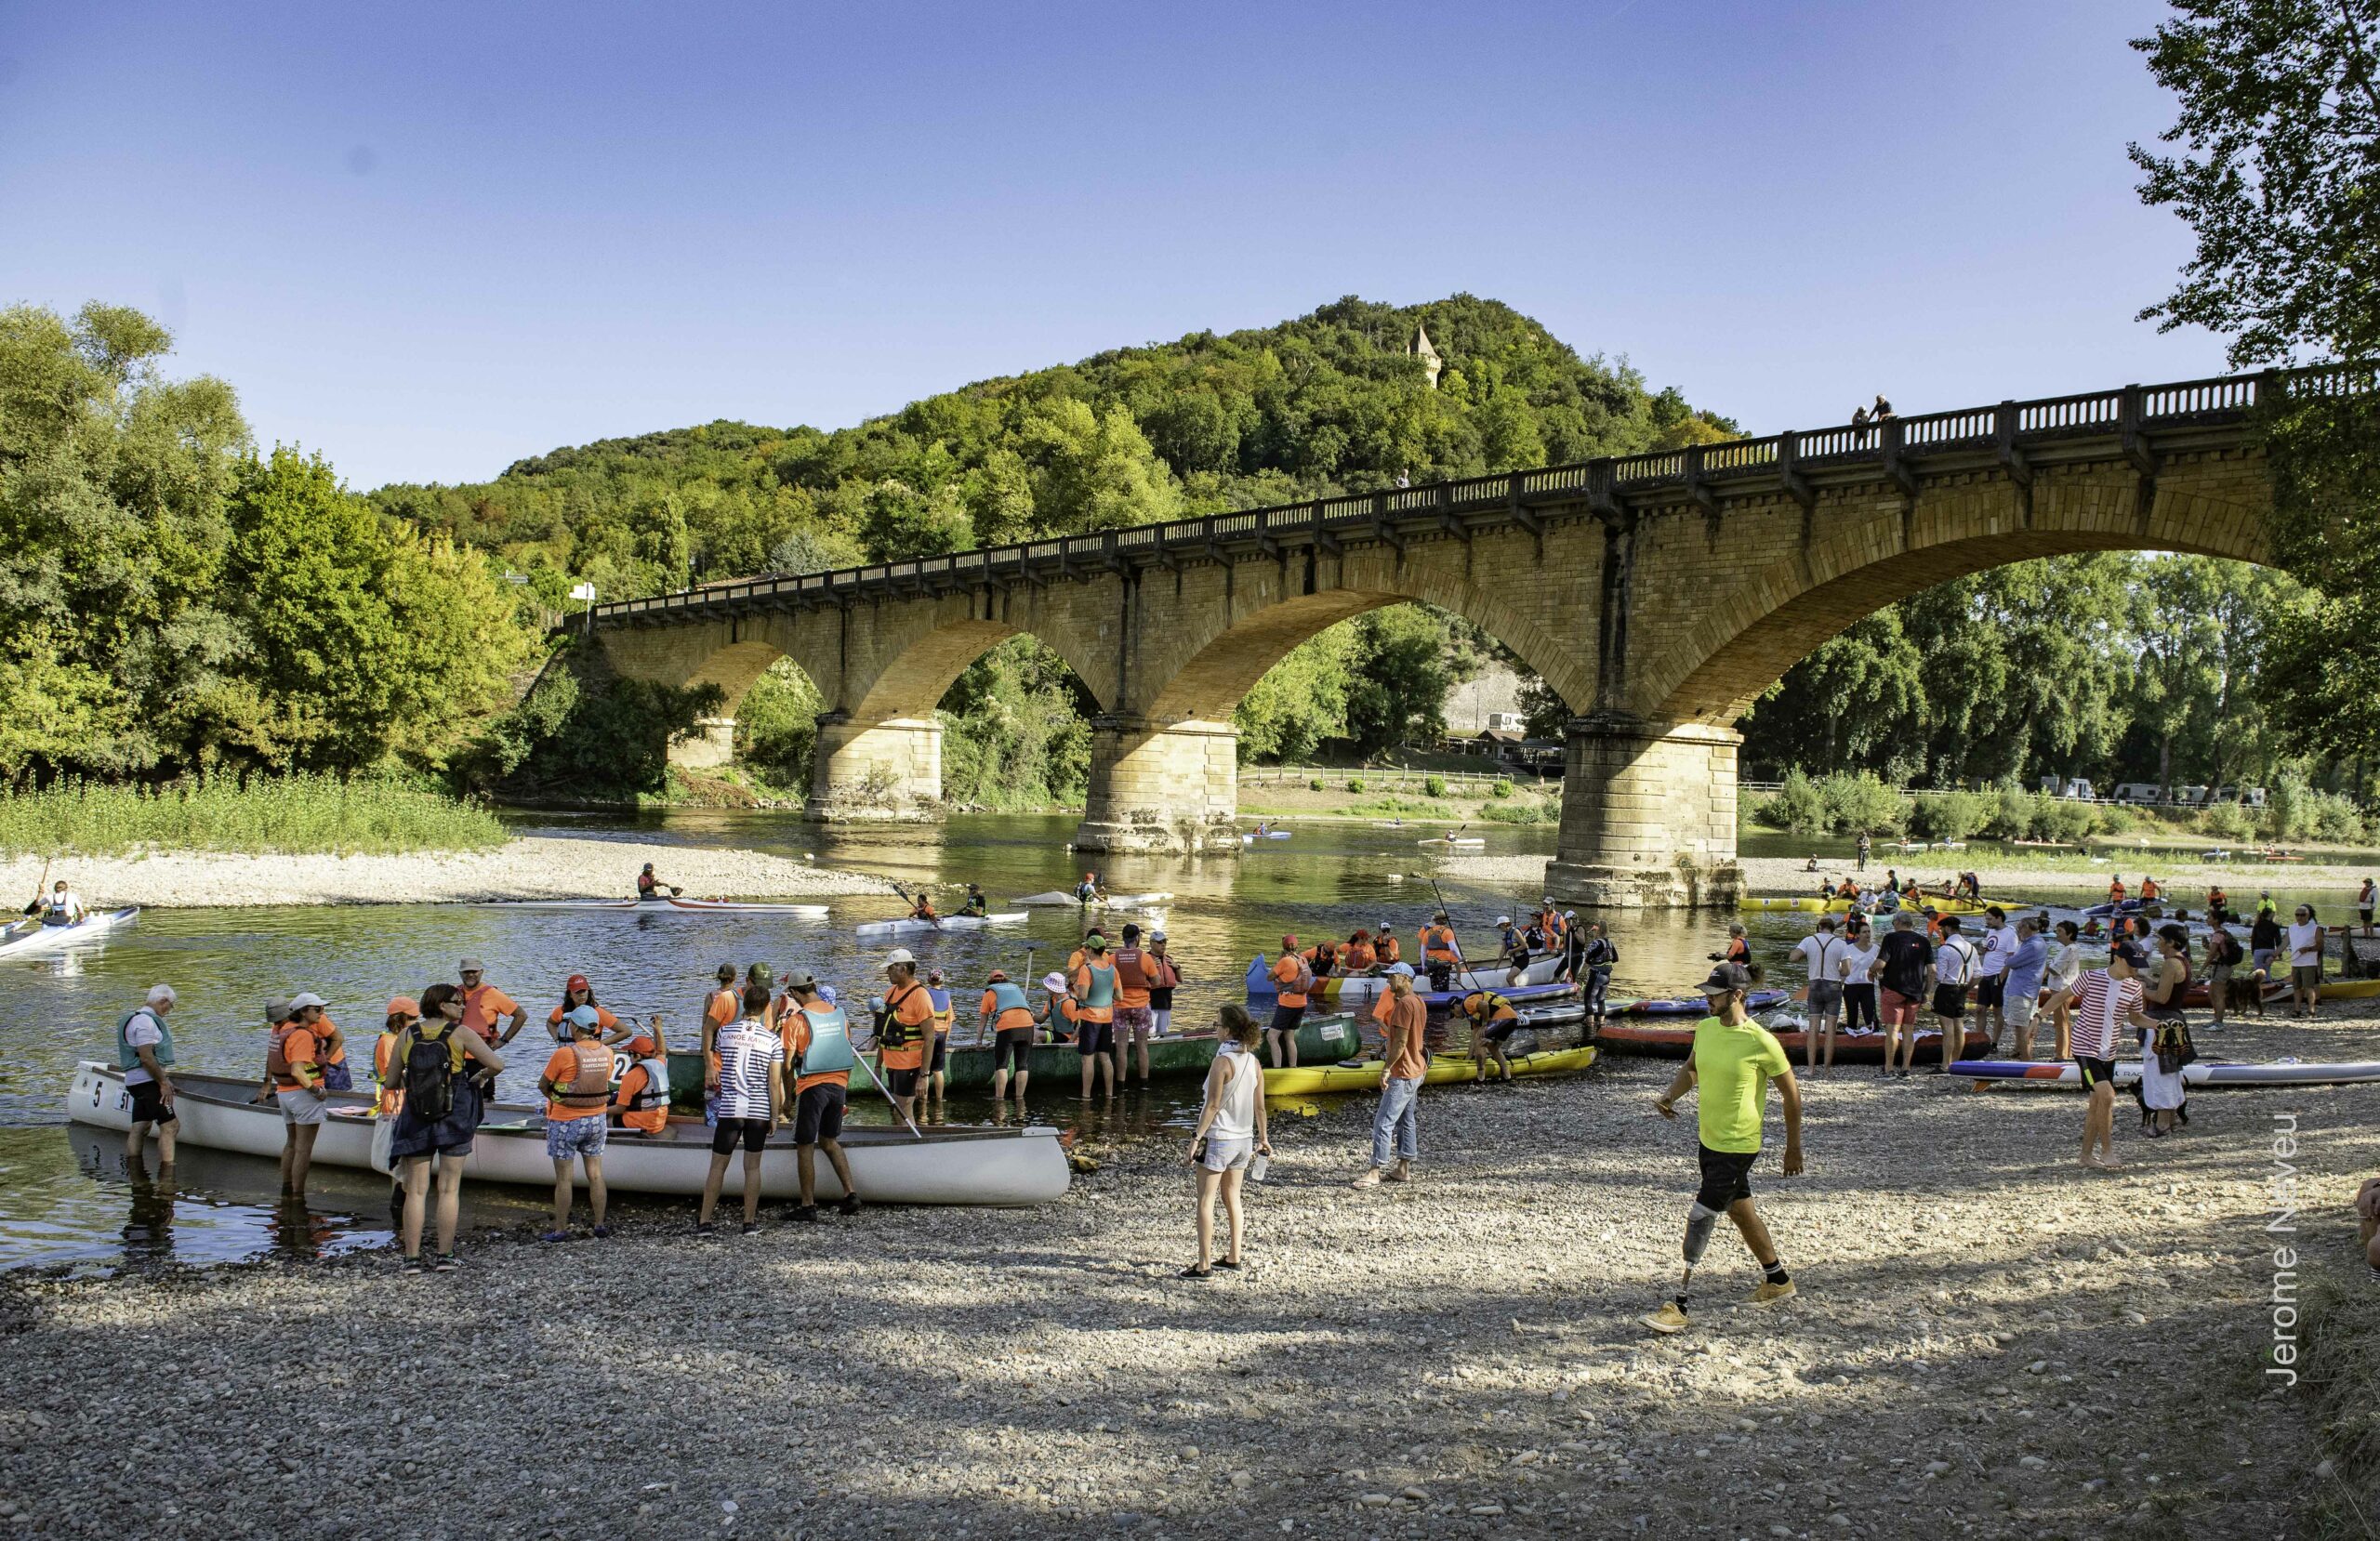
[1072,717,1243,855]
[1545,714,1744,910]
[805,714,945,823]
[667,716,738,770]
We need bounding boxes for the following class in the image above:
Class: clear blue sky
[0,1,2219,490]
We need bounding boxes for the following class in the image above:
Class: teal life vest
[116,1008,173,1073]
[795,1006,856,1074]
[1080,962,1117,1010]
[926,986,951,1015]
[985,980,1029,1015]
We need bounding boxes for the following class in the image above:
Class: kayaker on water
[780,974,862,1221]
[909,890,940,923]
[1302,935,1341,980]
[980,968,1039,1105]
[538,1006,614,1242]
[1074,871,1104,905]
[118,984,178,1167]
[27,877,86,927]
[389,984,504,1272]
[1643,961,1804,1336]
[959,883,988,918]
[635,863,680,901]
[1182,1002,1269,1279]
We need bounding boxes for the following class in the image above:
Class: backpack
[403,1023,458,1125]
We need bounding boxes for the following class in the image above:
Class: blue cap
[1383,962,1416,978]
[565,1004,602,1030]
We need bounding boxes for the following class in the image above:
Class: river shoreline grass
[0,775,509,858]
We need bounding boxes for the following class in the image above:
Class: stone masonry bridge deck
[585,364,2370,907]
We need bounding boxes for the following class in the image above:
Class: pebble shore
[0,835,892,909]
[3,1005,2374,1537]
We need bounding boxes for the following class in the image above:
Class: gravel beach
[5,1005,2375,1537]
[0,835,893,909]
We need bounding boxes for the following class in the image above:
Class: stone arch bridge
[586,366,2352,907]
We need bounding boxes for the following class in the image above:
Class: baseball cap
[818,984,839,1005]
[1086,936,1108,953]
[1149,930,1167,942]
[786,972,818,993]
[565,1005,602,1030]
[459,957,486,974]
[927,967,945,982]
[1496,915,1512,926]
[884,948,916,966]
[387,994,420,1018]
[264,997,291,1024]
[565,973,590,994]
[289,991,328,1010]
[1383,962,1416,978]
[1042,971,1068,993]
[986,968,1010,983]
[2111,941,2150,968]
[1281,934,1298,950]
[1699,962,1752,995]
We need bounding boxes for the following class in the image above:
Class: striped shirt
[2068,969,2143,1060]
[714,1016,783,1121]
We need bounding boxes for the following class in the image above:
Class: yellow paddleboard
[1262,1045,1597,1097]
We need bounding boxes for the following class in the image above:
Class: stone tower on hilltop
[1409,324,1443,389]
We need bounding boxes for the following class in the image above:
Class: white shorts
[1201,1136,1254,1172]
[277,1087,327,1126]
[2004,993,2037,1029]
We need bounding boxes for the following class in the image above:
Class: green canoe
[665,1014,1361,1104]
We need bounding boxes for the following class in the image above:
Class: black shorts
[128,1079,177,1126]
[793,1083,845,1145]
[2074,1055,2119,1089]
[710,1116,770,1155]
[1932,982,1971,1020]
[994,1026,1035,1073]
[1483,1017,1521,1044]
[928,1033,949,1073]
[1075,1021,1115,1056]
[1695,1143,1759,1210]
[1268,1004,1304,1035]
[883,1067,922,1097]
[1975,975,2005,1009]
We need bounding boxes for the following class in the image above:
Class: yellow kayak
[1262,1045,1597,1097]
[2320,978,2380,1000]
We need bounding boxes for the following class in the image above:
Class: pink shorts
[1881,988,1920,1027]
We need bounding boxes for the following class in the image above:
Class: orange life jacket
[1421,925,1458,963]
[1376,936,1401,965]
[553,1038,615,1109]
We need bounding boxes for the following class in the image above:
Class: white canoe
[66,1063,1071,1206]
[1014,891,1175,909]
[853,912,1027,937]
[1952,1058,2380,1089]
[473,899,650,911]
[0,906,139,956]
[666,897,832,916]
[1415,837,1486,848]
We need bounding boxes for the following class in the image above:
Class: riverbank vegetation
[1751,768,2369,847]
[0,773,508,857]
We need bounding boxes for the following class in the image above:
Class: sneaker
[1642,1301,1692,1335]
[790,1205,821,1223]
[399,1255,426,1275]
[591,1225,611,1240]
[1351,1167,1383,1189]
[741,1221,760,1236]
[838,1194,864,1218]
[432,1252,460,1272]
[1385,1160,1412,1183]
[1750,1280,1798,1306]
[696,1221,717,1237]
[540,1230,569,1245]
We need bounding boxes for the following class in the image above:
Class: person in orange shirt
[1066,927,1107,976]
[612,1018,672,1138]
[1419,912,1461,993]
[2139,876,2162,902]
[875,950,935,1126]
[2108,876,2128,904]
[1373,922,1402,968]
[548,973,629,1045]
[1458,988,1523,1084]
[257,993,328,1196]
[779,975,862,1220]
[1352,964,1428,1187]
[700,962,740,1109]
[979,968,1040,1104]
[374,995,419,1223]
[457,957,527,1051]
[1266,936,1315,1070]
[1071,934,1120,1099]
[538,1007,614,1241]
[1342,929,1378,973]
[1109,923,1157,1084]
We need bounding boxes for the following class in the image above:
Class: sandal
[1180,1264,1214,1279]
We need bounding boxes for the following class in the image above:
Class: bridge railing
[584,362,2369,626]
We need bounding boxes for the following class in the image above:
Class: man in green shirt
[1643,962,1805,1335]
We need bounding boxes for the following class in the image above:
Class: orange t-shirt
[461,984,520,1039]
[270,1025,321,1092]
[1269,954,1310,1008]
[542,1041,613,1121]
[314,1017,347,1068]
[980,988,1037,1033]
[879,984,933,1072]
[374,1031,404,1114]
[1376,936,1401,965]
[784,1004,853,1096]
[1420,926,1458,962]
[1382,993,1429,1080]
[1343,941,1377,971]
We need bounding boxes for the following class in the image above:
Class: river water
[0,811,2338,1273]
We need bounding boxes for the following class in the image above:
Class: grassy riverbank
[0,775,509,858]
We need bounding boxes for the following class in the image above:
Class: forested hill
[368,295,1737,608]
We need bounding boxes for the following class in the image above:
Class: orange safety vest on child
[544,1038,615,1120]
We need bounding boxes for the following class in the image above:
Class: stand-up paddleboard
[0,906,139,957]
[1954,1057,2380,1088]
[853,912,1027,938]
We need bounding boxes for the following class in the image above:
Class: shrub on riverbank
[0,774,508,856]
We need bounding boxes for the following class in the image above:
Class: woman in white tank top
[1184,1004,1271,1278]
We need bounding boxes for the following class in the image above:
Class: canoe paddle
[851,1034,923,1139]
[888,880,943,932]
